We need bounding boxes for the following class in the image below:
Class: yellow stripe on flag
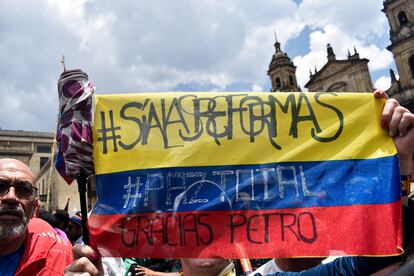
[93,92,395,175]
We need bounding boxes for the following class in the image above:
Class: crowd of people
[1,90,414,275]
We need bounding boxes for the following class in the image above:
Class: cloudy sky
[0,0,396,132]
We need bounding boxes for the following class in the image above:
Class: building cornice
[305,59,369,88]
[0,129,54,139]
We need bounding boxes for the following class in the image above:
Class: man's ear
[32,199,41,218]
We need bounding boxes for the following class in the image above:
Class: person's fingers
[64,256,99,275]
[381,99,400,130]
[135,269,147,276]
[67,244,103,276]
[389,106,409,137]
[374,89,388,99]
[398,112,414,137]
[130,266,142,276]
[72,244,99,261]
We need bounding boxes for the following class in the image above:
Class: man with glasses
[0,158,73,275]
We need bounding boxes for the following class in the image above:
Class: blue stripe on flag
[93,155,400,215]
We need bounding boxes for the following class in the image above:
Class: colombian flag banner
[89,92,402,258]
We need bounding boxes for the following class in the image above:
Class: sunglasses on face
[0,179,38,199]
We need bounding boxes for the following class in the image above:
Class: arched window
[398,11,408,27]
[289,75,294,86]
[327,82,348,92]
[275,77,281,90]
[409,55,414,79]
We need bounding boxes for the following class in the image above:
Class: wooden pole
[46,55,66,211]
[61,55,66,72]
[46,109,59,211]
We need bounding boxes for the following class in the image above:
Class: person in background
[38,208,70,245]
[54,208,70,232]
[67,211,83,245]
[0,158,73,275]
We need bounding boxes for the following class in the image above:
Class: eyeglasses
[0,179,38,199]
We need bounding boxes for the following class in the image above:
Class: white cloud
[358,45,394,71]
[286,0,392,89]
[297,0,388,39]
[251,83,263,92]
[374,75,391,91]
[292,21,393,89]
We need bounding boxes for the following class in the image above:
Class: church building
[304,44,373,93]
[383,0,414,111]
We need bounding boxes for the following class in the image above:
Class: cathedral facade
[304,45,373,93]
[268,0,414,112]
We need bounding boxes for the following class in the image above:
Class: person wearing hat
[53,208,70,231]
[67,211,83,245]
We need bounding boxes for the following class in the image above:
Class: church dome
[268,41,295,71]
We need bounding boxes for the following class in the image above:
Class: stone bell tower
[267,36,300,92]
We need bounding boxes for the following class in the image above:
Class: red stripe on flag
[88,200,402,258]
